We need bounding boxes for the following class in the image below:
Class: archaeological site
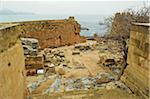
[0,1,149,99]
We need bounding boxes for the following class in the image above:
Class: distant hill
[0,9,35,15]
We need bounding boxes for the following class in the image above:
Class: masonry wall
[110,12,133,38]
[17,17,86,49]
[121,23,150,99]
[0,26,25,99]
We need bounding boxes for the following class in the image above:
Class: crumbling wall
[25,55,44,69]
[121,23,150,99]
[0,25,25,99]
[17,17,85,49]
[110,12,133,38]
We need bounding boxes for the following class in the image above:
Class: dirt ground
[58,40,105,77]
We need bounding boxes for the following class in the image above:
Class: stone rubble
[39,71,130,94]
[27,39,132,96]
[44,49,68,67]
[42,48,70,77]
[74,45,92,51]
[97,38,125,78]
[72,51,80,55]
[43,76,62,94]
[27,77,47,93]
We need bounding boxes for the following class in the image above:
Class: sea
[0,14,110,36]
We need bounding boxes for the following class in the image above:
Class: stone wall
[25,55,44,70]
[110,12,133,38]
[0,25,25,99]
[121,23,150,99]
[16,17,86,49]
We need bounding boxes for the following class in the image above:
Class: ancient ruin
[0,15,149,99]
[121,23,150,99]
[18,16,85,49]
[0,24,26,99]
[110,12,133,38]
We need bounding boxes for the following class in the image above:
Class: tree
[100,3,150,38]
[125,3,150,23]
[99,15,114,34]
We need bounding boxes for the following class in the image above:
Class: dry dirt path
[58,41,105,77]
[77,51,105,75]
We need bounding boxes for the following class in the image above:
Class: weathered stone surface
[14,17,86,49]
[0,24,20,53]
[32,89,140,99]
[72,51,80,55]
[110,12,133,38]
[26,69,37,76]
[21,38,39,56]
[44,49,68,67]
[121,23,150,99]
[96,76,111,84]
[57,67,66,76]
[97,38,124,78]
[25,55,44,70]
[0,25,25,99]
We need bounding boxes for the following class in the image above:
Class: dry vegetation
[99,4,150,38]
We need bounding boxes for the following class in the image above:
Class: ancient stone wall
[0,25,25,99]
[110,12,133,38]
[16,17,86,49]
[121,23,150,99]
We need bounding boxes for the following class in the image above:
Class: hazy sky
[0,0,148,15]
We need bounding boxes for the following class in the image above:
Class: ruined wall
[0,25,25,99]
[121,23,150,99]
[17,17,85,49]
[110,12,133,38]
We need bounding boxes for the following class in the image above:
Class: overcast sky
[0,0,148,15]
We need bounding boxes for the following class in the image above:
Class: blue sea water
[0,14,109,36]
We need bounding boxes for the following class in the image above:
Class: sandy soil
[57,40,105,77]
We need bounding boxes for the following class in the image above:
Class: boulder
[96,75,111,84]
[58,52,65,57]
[57,68,65,75]
[74,45,91,51]
[103,59,116,67]
[72,51,80,55]
[106,82,116,90]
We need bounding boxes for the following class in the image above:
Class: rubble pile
[44,49,68,66]
[97,38,125,76]
[27,77,47,93]
[37,72,131,94]
[43,76,62,94]
[25,39,132,97]
[74,45,92,52]
[42,48,70,76]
